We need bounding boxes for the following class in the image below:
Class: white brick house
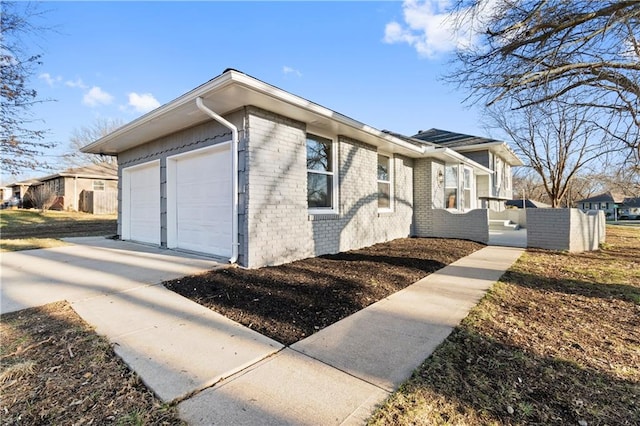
[82,69,522,268]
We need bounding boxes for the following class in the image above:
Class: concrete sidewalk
[1,236,222,313]
[72,284,283,402]
[489,228,527,248]
[0,237,283,402]
[179,245,524,425]
[1,238,523,422]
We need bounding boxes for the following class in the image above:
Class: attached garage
[167,143,232,257]
[121,160,161,245]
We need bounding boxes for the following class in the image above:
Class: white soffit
[423,148,493,175]
[81,71,423,157]
[453,142,524,166]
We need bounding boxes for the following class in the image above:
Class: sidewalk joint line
[288,347,393,393]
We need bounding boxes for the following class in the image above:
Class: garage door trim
[121,159,161,245]
[166,142,232,256]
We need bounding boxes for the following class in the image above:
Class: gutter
[195,97,239,265]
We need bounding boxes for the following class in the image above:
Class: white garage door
[169,144,232,257]
[123,161,160,245]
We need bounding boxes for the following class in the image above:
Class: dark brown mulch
[165,237,484,345]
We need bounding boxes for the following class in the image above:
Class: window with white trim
[463,167,473,210]
[444,165,458,209]
[377,154,392,210]
[307,134,335,210]
[93,180,105,191]
[503,162,511,190]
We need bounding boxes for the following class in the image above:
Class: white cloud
[83,86,114,107]
[65,78,88,89]
[283,66,302,77]
[384,0,497,58]
[39,73,62,87]
[127,92,160,113]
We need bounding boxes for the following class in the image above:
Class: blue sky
[11,1,487,181]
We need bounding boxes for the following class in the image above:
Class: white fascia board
[81,72,236,154]
[453,142,524,166]
[82,70,424,157]
[424,147,493,175]
[231,72,424,156]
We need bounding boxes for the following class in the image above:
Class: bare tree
[512,168,550,204]
[591,166,640,197]
[449,0,640,160]
[489,100,615,207]
[1,1,55,176]
[64,117,122,167]
[24,184,57,211]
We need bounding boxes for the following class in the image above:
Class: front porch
[415,208,604,252]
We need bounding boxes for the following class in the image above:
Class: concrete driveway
[1,236,524,422]
[0,236,283,403]
[0,236,222,313]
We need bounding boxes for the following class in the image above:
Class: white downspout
[196,97,239,264]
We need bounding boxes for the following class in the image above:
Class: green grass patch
[0,209,116,244]
[1,209,116,228]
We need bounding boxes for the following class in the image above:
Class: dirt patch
[165,237,484,345]
[0,302,183,425]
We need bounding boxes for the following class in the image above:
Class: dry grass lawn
[369,225,640,425]
[0,302,183,425]
[0,209,116,251]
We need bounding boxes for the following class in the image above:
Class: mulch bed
[165,237,484,345]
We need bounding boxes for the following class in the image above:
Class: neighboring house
[620,197,640,219]
[576,191,640,220]
[24,164,118,212]
[505,199,551,209]
[82,69,522,268]
[0,186,13,205]
[6,179,39,206]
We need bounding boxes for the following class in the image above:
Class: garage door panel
[172,145,232,257]
[125,162,160,245]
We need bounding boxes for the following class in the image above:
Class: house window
[463,167,473,210]
[93,180,105,191]
[307,134,335,210]
[377,154,392,210]
[444,165,458,209]
[503,163,511,190]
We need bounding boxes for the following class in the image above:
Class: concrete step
[489,219,520,231]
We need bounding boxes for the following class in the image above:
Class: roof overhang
[81,70,426,158]
[452,142,524,166]
[423,147,493,175]
[38,173,118,181]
